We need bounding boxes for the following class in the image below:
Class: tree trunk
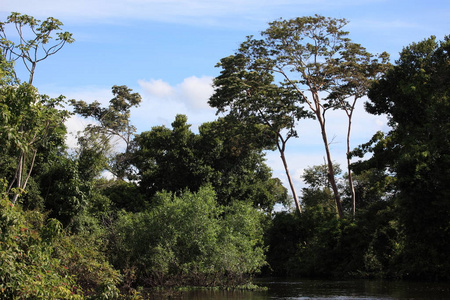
[280,150,302,214]
[316,111,344,218]
[11,152,25,204]
[346,114,356,218]
[22,149,37,193]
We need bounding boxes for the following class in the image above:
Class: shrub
[0,181,121,299]
[110,185,266,287]
[0,195,82,299]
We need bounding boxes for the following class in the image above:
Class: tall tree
[327,43,389,216]
[0,12,74,84]
[210,42,310,214]
[131,115,288,212]
[210,15,389,218]
[0,13,73,204]
[70,85,142,179]
[0,83,69,203]
[360,36,450,279]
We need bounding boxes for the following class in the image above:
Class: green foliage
[0,185,123,299]
[266,207,397,278]
[39,156,89,227]
[0,83,69,153]
[0,12,74,84]
[99,179,147,212]
[70,86,141,140]
[132,115,206,196]
[216,201,267,283]
[132,115,288,212]
[76,132,111,182]
[0,194,83,299]
[210,15,390,216]
[266,163,404,279]
[70,85,142,180]
[0,49,16,86]
[0,82,70,204]
[361,35,450,280]
[110,186,266,287]
[52,234,121,299]
[199,117,289,211]
[301,163,343,213]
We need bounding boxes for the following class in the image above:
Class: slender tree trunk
[279,149,302,214]
[28,62,36,84]
[346,113,356,218]
[11,152,25,204]
[22,149,37,192]
[315,107,344,218]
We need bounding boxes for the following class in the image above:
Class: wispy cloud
[134,76,216,130]
[0,0,383,26]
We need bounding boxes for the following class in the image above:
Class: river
[144,278,450,299]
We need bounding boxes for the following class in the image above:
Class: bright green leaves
[0,83,70,203]
[0,12,73,204]
[210,50,307,139]
[112,186,266,287]
[0,51,16,86]
[0,83,68,152]
[213,15,390,217]
[262,15,350,88]
[0,198,83,299]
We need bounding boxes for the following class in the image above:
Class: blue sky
[1,0,449,200]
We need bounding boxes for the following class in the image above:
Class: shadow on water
[144,288,268,300]
[144,279,450,299]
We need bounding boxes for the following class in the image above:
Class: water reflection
[259,278,450,300]
[145,289,268,300]
[144,279,450,299]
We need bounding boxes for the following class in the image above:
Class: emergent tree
[210,15,389,218]
[0,12,74,84]
[0,13,73,204]
[70,85,142,179]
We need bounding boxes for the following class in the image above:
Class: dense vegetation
[0,12,449,299]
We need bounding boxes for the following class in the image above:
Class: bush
[0,181,121,299]
[110,185,266,287]
[0,196,82,299]
[52,233,121,299]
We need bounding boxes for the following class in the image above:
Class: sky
[1,0,449,201]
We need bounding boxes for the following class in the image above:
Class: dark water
[144,278,450,299]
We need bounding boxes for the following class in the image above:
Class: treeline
[265,33,450,280]
[0,12,449,299]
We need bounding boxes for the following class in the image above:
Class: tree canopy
[210,15,389,217]
[2,11,450,297]
[355,35,450,278]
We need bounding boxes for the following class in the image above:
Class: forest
[0,12,449,299]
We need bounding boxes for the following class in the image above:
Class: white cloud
[138,79,175,99]
[179,76,214,109]
[128,76,216,130]
[137,76,215,111]
[64,115,89,149]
